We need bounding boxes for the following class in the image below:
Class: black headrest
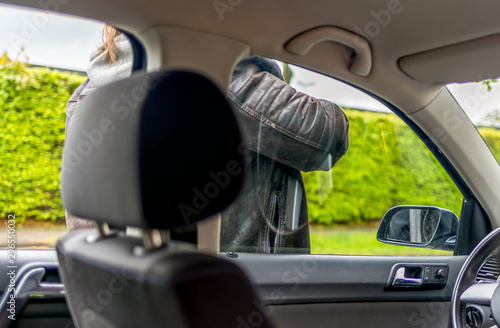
[61,70,245,229]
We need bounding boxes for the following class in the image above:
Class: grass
[310,225,452,256]
[9,220,452,255]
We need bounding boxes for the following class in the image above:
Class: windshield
[447,80,500,162]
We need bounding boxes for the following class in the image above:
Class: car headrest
[61,70,245,229]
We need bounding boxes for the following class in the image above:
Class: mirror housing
[377,206,458,251]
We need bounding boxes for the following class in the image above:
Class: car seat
[57,70,276,328]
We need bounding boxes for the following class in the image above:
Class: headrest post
[96,222,110,238]
[144,229,164,249]
[159,230,171,244]
[130,228,166,256]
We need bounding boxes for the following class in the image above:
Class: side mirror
[377,206,458,251]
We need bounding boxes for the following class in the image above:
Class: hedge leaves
[0,53,84,222]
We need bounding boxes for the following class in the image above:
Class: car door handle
[16,267,65,299]
[386,263,449,290]
[0,262,64,327]
[392,267,423,287]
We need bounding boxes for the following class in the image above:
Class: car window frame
[244,60,491,256]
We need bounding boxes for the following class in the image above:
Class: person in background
[65,25,349,254]
[64,26,132,230]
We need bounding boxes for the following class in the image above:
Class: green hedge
[0,54,85,222]
[1,57,499,224]
[303,109,465,225]
[479,127,500,159]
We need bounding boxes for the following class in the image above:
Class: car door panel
[0,250,72,328]
[229,254,467,328]
[269,302,450,328]
[0,250,58,293]
[0,250,465,327]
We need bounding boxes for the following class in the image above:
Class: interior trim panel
[268,302,450,328]
[228,254,467,304]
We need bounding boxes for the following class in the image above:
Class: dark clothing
[220,57,349,253]
[65,56,349,254]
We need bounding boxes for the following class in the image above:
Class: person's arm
[228,57,349,172]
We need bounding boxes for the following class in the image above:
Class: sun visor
[399,33,500,84]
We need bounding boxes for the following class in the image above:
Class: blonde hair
[98,25,122,64]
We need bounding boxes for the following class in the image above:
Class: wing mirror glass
[377,206,458,251]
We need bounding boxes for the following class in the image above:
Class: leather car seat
[56,70,276,328]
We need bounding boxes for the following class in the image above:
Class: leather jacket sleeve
[228,57,349,172]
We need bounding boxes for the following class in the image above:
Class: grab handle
[286,26,372,77]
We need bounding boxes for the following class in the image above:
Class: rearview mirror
[377,206,458,251]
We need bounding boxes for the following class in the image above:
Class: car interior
[1,0,500,327]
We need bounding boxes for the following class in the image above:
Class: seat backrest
[57,70,275,328]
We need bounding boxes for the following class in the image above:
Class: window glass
[447,81,500,163]
[291,64,463,256]
[223,60,462,256]
[0,3,464,256]
[0,4,112,248]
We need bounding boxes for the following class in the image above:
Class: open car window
[0,5,131,248]
[447,81,500,164]
[0,4,464,257]
[224,60,463,256]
